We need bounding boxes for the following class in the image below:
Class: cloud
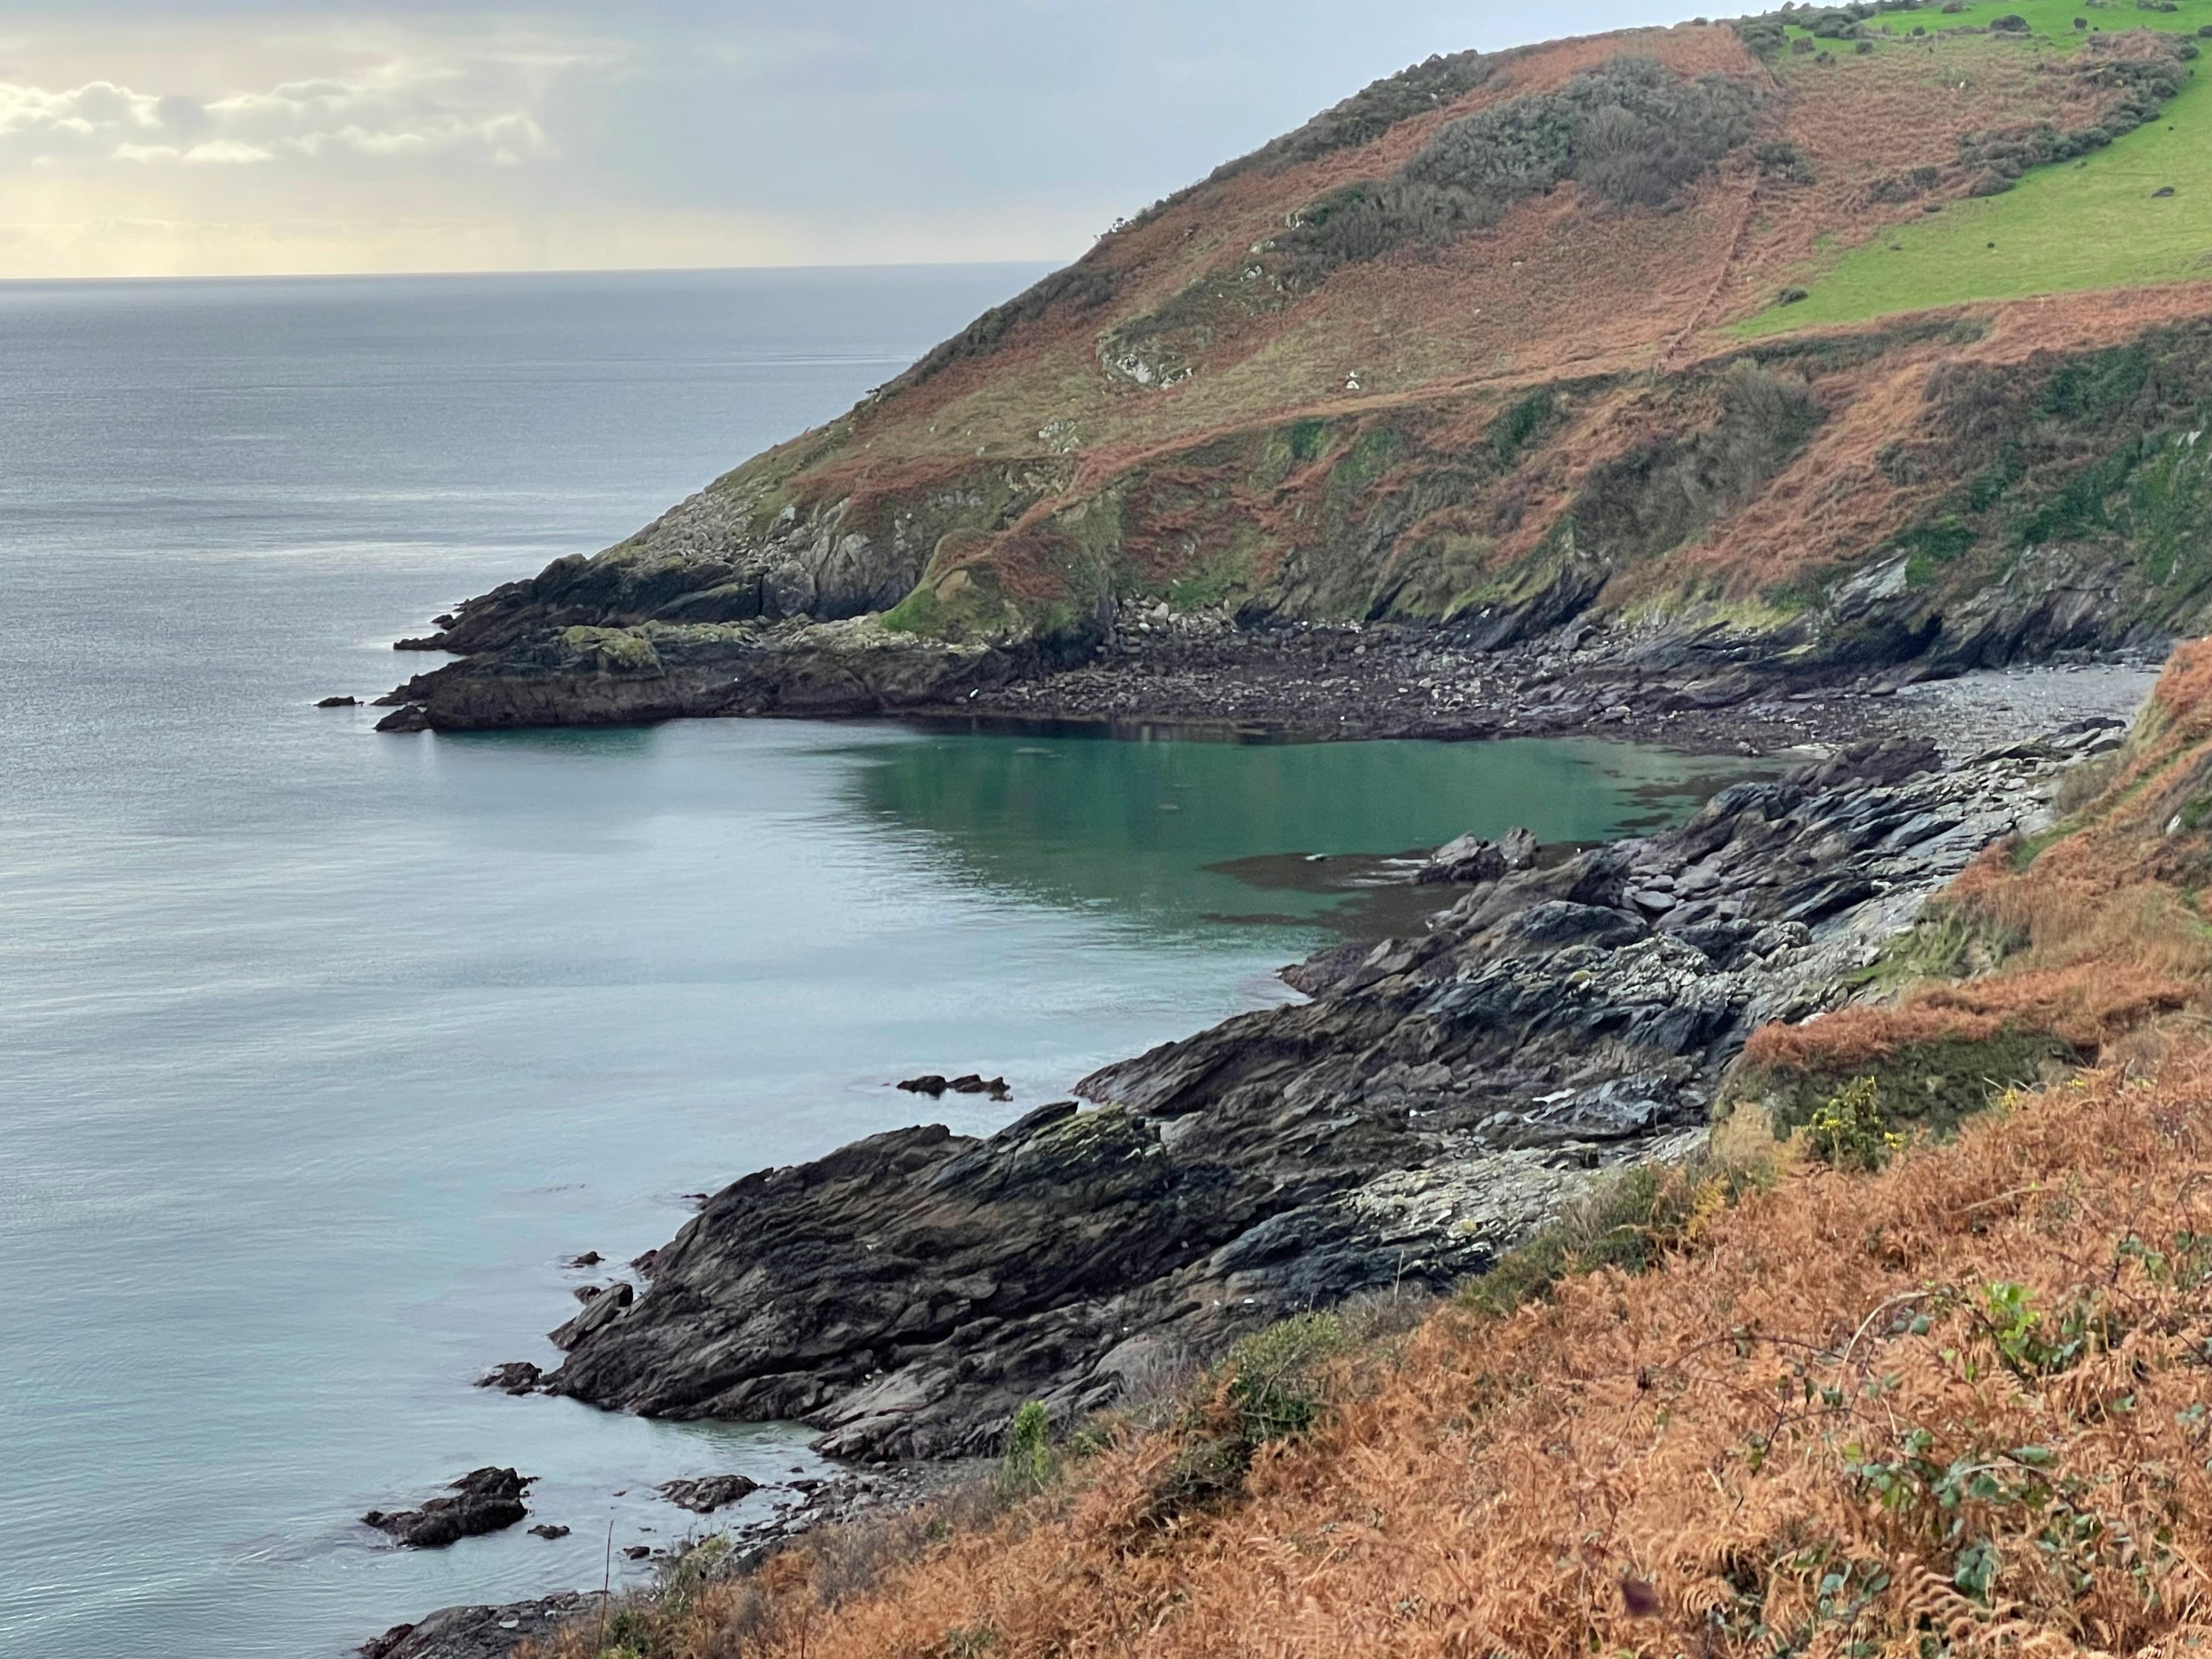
[0,54,558,171]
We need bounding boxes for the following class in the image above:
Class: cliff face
[386,15,2212,729]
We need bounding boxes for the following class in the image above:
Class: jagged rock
[474,1361,541,1395]
[375,704,431,733]
[317,695,359,708]
[363,1469,533,1549]
[550,1280,631,1350]
[533,736,2072,1460]
[1416,826,1538,886]
[359,1594,601,1659]
[659,1474,762,1514]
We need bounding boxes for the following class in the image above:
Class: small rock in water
[897,1074,949,1096]
[363,1468,533,1549]
[374,704,431,733]
[316,695,359,708]
[528,1523,570,1540]
[562,1250,603,1269]
[1417,825,1538,887]
[622,1544,653,1561]
[474,1361,541,1395]
[658,1474,762,1514]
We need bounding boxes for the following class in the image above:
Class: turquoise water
[0,269,1747,1658]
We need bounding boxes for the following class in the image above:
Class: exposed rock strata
[533,726,2117,1459]
[379,614,1059,733]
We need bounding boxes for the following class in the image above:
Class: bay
[0,267,1748,1658]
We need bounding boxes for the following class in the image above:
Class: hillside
[379,2,2212,732]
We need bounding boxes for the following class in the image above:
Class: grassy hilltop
[1742,0,2212,329]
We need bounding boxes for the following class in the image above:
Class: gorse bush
[1804,1075,1907,1171]
[1222,1312,1346,1444]
[1254,50,1496,171]
[1269,55,1758,288]
[1568,361,1823,561]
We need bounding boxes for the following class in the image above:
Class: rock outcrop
[360,1592,601,1659]
[363,1468,533,1549]
[659,1474,762,1514]
[533,727,2117,1459]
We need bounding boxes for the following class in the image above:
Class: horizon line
[0,256,1073,289]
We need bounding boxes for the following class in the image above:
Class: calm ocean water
[0,268,1746,1658]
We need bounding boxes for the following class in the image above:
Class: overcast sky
[1,2,1694,279]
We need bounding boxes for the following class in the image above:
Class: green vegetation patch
[1740,6,2210,335]
[1565,361,1824,562]
[1738,1027,2076,1144]
[1459,1154,1775,1318]
[1273,55,1760,291]
[557,625,663,674]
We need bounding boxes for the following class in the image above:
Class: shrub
[1252,50,1496,171]
[1754,140,1816,185]
[1459,1153,1771,1317]
[996,1402,1056,1498]
[1804,1075,1906,1171]
[1269,55,1758,289]
[1222,1312,1346,1444]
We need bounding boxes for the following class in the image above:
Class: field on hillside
[1741,1,2212,335]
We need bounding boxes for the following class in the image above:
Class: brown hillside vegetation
[535,652,2212,1659]
[543,1054,2212,1659]
[1737,637,2212,1112]
[417,12,2212,708]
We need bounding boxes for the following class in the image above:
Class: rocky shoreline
[506,719,2121,1465]
[359,634,2156,1658]
[368,605,2166,764]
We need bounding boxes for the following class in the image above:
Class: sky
[0,2,1695,280]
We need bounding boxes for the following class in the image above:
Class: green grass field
[1737,0,2212,337]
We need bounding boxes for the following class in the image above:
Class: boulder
[363,1468,533,1549]
[1416,826,1537,886]
[360,1592,600,1659]
[658,1474,762,1514]
[473,1361,541,1395]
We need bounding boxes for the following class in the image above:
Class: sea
[0,266,1753,1658]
